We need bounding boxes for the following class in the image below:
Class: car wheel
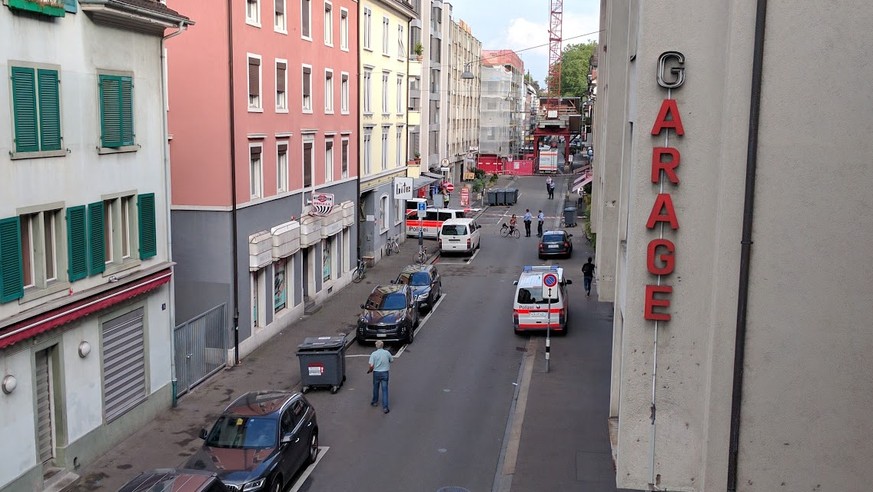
[357,336,367,346]
[268,475,282,492]
[406,326,415,344]
[306,430,319,465]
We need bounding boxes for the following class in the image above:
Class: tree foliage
[545,42,597,98]
[524,71,543,95]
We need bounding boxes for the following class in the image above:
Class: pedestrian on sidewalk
[368,340,394,413]
[546,176,554,199]
[537,210,545,237]
[523,209,532,237]
[443,192,450,208]
[582,257,596,297]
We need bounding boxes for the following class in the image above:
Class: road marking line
[493,337,536,492]
[396,294,446,357]
[289,446,329,492]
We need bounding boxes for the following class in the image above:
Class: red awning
[572,173,594,193]
[0,269,172,349]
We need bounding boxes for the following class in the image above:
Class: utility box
[495,188,507,206]
[296,336,346,394]
[504,188,518,206]
[563,207,577,227]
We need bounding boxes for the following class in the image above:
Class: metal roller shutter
[35,349,54,463]
[103,307,145,422]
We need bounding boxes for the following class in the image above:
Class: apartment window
[276,60,287,111]
[325,138,334,182]
[303,136,314,187]
[246,0,261,26]
[324,69,334,113]
[302,65,312,112]
[277,141,289,192]
[363,68,372,114]
[397,25,405,58]
[394,193,403,226]
[341,137,349,178]
[382,17,389,55]
[396,127,403,168]
[396,75,404,114]
[274,258,287,312]
[340,72,349,114]
[250,145,263,199]
[301,0,311,39]
[380,195,389,231]
[98,73,135,148]
[339,8,349,50]
[362,7,371,49]
[247,56,262,110]
[381,71,389,115]
[102,196,138,272]
[323,1,333,46]
[274,0,286,32]
[381,126,389,169]
[10,65,62,155]
[363,128,372,175]
[15,208,62,294]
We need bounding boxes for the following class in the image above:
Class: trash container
[504,188,518,206]
[486,188,498,206]
[296,336,347,394]
[563,206,577,227]
[495,188,507,206]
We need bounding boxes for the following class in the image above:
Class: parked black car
[357,284,419,345]
[538,230,573,259]
[118,468,228,492]
[393,264,442,313]
[184,391,318,492]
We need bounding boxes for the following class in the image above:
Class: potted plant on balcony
[414,42,423,60]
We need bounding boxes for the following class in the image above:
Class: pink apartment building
[165,0,358,376]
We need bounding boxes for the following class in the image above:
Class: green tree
[547,42,597,98]
[524,71,543,95]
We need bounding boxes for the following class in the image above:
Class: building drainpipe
[226,0,241,366]
[727,0,768,489]
[161,21,189,407]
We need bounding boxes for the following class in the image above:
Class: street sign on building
[311,193,334,216]
[393,177,413,200]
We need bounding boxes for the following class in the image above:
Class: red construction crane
[547,0,563,108]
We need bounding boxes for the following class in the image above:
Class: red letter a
[651,99,685,136]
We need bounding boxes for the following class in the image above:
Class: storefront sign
[311,193,334,216]
[393,177,413,200]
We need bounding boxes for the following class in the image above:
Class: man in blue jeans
[368,340,394,413]
[582,257,595,297]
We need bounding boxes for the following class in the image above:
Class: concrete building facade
[593,1,873,490]
[446,17,481,183]
[478,50,524,159]
[0,1,190,490]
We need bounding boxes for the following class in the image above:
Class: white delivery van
[438,218,481,255]
[512,265,573,335]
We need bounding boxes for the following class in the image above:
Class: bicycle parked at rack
[352,258,367,283]
[500,222,521,238]
[415,246,428,264]
[386,235,400,256]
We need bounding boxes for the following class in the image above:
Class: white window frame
[381,125,389,170]
[302,134,315,188]
[277,140,289,192]
[379,194,389,232]
[323,1,333,46]
[250,143,263,199]
[17,207,65,294]
[397,24,405,59]
[324,137,334,182]
[363,68,372,114]
[302,63,313,113]
[339,7,349,51]
[340,71,350,114]
[301,0,312,40]
[102,195,138,273]
[247,54,263,111]
[396,126,403,170]
[394,192,403,226]
[362,7,372,50]
[363,128,372,175]
[382,16,390,56]
[276,59,288,112]
[341,136,349,178]
[246,0,261,27]
[381,71,390,115]
[324,69,334,114]
[273,257,289,314]
[396,74,404,115]
[274,0,287,33]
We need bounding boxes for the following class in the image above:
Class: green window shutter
[120,77,134,146]
[100,75,122,148]
[66,206,88,281]
[138,194,156,259]
[11,66,39,153]
[64,0,77,13]
[0,217,24,303]
[87,202,105,275]
[38,69,62,151]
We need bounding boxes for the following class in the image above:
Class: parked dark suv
[184,391,318,492]
[357,284,420,345]
[394,264,441,313]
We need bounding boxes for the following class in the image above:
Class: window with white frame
[381,126,389,169]
[250,145,263,198]
[363,127,372,175]
[323,1,333,46]
[341,137,349,178]
[324,138,334,182]
[363,68,372,114]
[276,60,287,111]
[324,69,334,113]
[274,0,286,32]
[341,72,349,114]
[17,207,63,292]
[396,126,403,168]
[397,25,405,58]
[248,55,262,110]
[301,0,311,39]
[380,195,389,231]
[302,65,312,112]
[394,193,403,225]
[362,7,371,49]
[381,71,389,114]
[274,258,288,313]
[277,141,289,192]
[396,74,403,114]
[246,0,261,26]
[382,16,389,55]
[103,196,137,271]
[303,136,314,187]
[339,8,349,50]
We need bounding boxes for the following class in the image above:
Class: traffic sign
[417,200,426,219]
[542,272,558,298]
[444,182,455,193]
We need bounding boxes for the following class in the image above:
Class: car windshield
[367,292,407,310]
[517,287,558,304]
[542,233,564,243]
[441,225,467,235]
[396,272,430,286]
[205,415,278,449]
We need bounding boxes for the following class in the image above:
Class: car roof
[372,284,408,295]
[543,230,567,235]
[442,217,474,225]
[118,468,222,492]
[225,390,298,416]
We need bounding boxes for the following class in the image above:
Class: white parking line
[396,293,447,357]
[288,446,329,492]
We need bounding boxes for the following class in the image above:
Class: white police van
[512,265,572,335]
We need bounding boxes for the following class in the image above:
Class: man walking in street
[368,340,394,413]
[582,257,596,297]
[545,176,554,199]
[523,209,532,237]
[537,210,545,237]
[443,191,450,209]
